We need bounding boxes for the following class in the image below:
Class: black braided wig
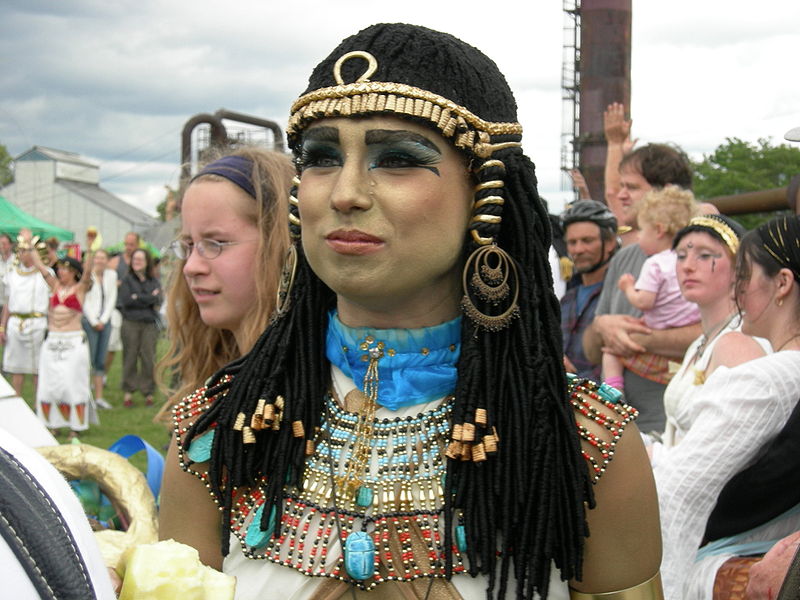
[185,23,591,599]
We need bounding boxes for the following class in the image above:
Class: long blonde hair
[158,147,292,410]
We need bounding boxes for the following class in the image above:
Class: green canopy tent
[0,196,74,241]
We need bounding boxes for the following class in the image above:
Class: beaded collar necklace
[323,311,461,589]
[183,316,463,592]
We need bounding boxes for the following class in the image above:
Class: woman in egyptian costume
[160,23,662,600]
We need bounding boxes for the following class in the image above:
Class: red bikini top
[50,293,82,312]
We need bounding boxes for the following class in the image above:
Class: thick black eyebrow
[302,126,339,144]
[364,129,441,153]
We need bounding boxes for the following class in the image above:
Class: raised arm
[78,253,95,292]
[21,234,56,290]
[569,168,592,200]
[603,103,633,219]
[77,231,103,292]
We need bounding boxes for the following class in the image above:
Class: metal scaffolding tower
[560,0,581,200]
[561,0,631,203]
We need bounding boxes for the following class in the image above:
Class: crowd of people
[1,21,799,600]
[558,107,800,597]
[0,228,165,439]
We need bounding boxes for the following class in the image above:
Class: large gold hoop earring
[275,244,298,317]
[461,245,520,331]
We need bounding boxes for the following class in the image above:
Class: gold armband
[569,572,663,600]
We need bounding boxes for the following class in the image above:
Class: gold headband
[687,216,740,255]
[287,51,523,159]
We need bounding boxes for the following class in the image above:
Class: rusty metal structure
[561,0,631,202]
[708,178,800,216]
[178,108,285,200]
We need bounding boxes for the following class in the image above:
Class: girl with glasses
[156,148,291,423]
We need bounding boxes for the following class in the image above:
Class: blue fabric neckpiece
[325,310,461,411]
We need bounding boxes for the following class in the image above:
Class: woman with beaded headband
[651,214,769,456]
[161,24,661,599]
[654,214,800,598]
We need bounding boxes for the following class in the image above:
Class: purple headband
[192,155,256,198]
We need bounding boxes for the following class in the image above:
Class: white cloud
[1,0,798,218]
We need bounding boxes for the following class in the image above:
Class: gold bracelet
[569,572,663,600]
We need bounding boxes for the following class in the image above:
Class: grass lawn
[17,337,173,473]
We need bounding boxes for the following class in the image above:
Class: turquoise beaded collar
[325,310,461,410]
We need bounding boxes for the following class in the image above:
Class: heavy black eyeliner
[365,130,442,175]
[299,127,342,170]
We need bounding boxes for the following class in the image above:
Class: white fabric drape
[655,351,800,599]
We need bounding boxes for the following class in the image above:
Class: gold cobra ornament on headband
[288,51,523,159]
[333,51,378,85]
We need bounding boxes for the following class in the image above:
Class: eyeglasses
[169,238,255,260]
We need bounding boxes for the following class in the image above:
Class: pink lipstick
[326,229,383,255]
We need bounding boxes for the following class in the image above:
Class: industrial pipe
[708,175,800,216]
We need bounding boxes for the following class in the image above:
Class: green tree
[156,198,167,221]
[155,186,177,222]
[0,143,13,187]
[692,137,800,230]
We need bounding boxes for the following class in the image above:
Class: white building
[1,146,157,246]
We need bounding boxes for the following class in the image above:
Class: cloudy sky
[1,1,798,217]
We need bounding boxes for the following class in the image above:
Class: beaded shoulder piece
[172,377,232,491]
[566,375,638,484]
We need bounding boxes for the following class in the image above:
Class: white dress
[660,319,771,450]
[36,330,97,431]
[2,266,50,374]
[655,351,800,600]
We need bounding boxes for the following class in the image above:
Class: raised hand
[604,102,633,146]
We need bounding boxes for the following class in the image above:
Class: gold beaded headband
[287,51,523,159]
[687,216,740,255]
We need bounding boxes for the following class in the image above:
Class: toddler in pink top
[604,185,701,390]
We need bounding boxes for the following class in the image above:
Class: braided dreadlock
[185,23,590,599]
